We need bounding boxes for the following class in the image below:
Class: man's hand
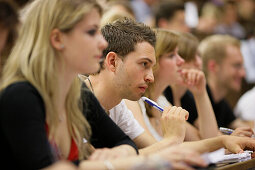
[161,106,188,142]
[222,135,255,156]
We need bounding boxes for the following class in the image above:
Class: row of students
[1,0,255,169]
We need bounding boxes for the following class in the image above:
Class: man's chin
[127,94,143,101]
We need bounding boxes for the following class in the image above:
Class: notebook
[202,148,252,165]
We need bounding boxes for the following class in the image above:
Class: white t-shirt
[109,100,144,140]
[234,87,255,120]
[138,99,163,141]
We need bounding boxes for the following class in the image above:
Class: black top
[0,82,137,169]
[164,85,236,128]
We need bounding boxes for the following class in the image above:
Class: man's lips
[139,85,148,93]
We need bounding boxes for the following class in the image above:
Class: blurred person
[235,86,255,122]
[154,1,190,32]
[240,27,255,83]
[193,2,220,40]
[0,0,19,75]
[237,0,255,37]
[198,34,251,129]
[100,4,135,27]
[164,32,254,138]
[106,0,135,18]
[131,0,159,26]
[214,0,246,39]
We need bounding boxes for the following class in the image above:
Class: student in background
[164,32,254,138]
[126,30,218,142]
[154,1,189,32]
[198,34,252,130]
[0,0,19,75]
[234,86,255,122]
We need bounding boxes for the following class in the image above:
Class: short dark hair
[101,18,156,60]
[155,1,185,27]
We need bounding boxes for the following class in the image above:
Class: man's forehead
[225,45,242,60]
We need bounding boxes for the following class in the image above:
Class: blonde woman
[0,0,109,168]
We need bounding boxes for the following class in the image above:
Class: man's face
[113,42,156,100]
[216,45,245,92]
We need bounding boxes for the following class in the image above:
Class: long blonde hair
[145,29,179,117]
[0,0,102,159]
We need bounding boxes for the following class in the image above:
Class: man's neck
[208,77,227,102]
[89,74,122,111]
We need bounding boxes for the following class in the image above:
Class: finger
[168,106,177,117]
[228,144,244,154]
[190,72,197,85]
[162,106,173,118]
[181,109,189,120]
[177,107,187,121]
[239,131,253,137]
[233,130,253,137]
[175,107,183,117]
[194,72,201,85]
[239,127,254,133]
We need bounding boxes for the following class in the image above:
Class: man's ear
[207,60,219,73]
[50,28,65,51]
[105,52,120,72]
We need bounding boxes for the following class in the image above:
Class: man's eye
[142,62,148,67]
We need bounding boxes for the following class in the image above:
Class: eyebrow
[140,58,156,65]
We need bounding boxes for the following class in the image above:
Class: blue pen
[219,127,234,135]
[220,127,255,138]
[141,97,164,112]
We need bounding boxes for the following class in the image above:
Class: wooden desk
[216,158,255,170]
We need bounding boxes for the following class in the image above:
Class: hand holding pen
[142,96,189,140]
[141,97,189,120]
[220,127,255,138]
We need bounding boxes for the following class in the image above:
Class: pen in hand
[219,127,234,135]
[220,127,255,138]
[141,97,164,112]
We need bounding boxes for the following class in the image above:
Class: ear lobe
[105,52,119,72]
[50,28,65,51]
